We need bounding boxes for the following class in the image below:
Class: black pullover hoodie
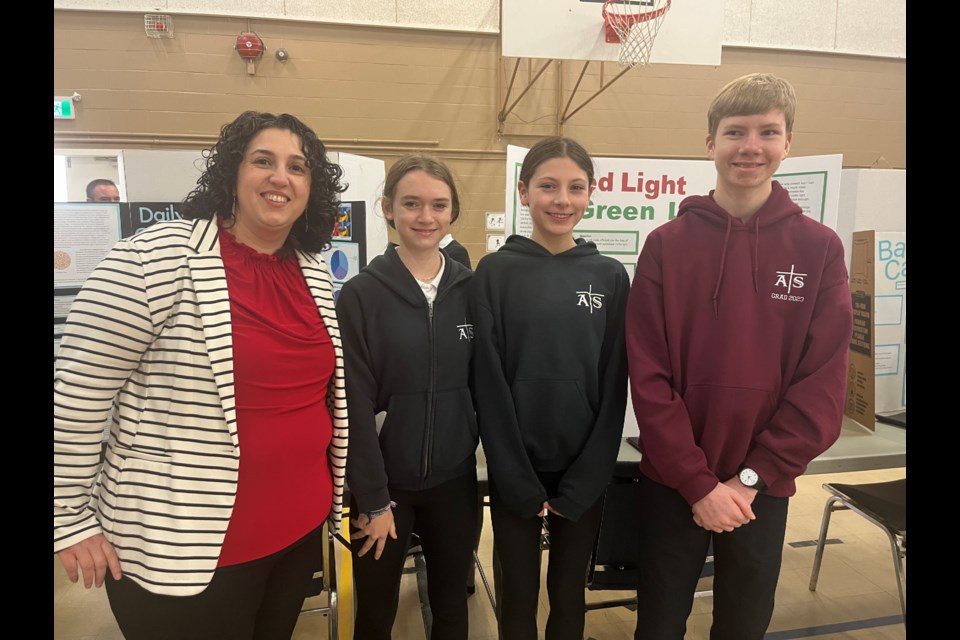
[470,235,629,521]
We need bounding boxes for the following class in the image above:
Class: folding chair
[586,461,714,614]
[471,467,499,617]
[809,478,906,617]
[585,461,644,610]
[299,521,340,638]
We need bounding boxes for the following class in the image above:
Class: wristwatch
[739,467,767,492]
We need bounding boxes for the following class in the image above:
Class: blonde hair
[708,73,797,138]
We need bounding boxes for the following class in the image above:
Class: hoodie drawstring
[752,215,760,293]
[712,216,732,318]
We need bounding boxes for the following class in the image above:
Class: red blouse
[217,226,335,567]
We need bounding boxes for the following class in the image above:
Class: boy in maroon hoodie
[625,73,853,639]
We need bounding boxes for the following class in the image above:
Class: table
[805,416,906,474]
[432,413,907,486]
[580,415,907,475]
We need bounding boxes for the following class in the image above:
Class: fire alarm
[235,32,264,60]
[144,14,175,38]
[235,32,265,75]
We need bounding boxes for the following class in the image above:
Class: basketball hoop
[602,0,672,68]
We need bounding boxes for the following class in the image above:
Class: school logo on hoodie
[576,285,605,313]
[457,320,474,341]
[771,264,806,302]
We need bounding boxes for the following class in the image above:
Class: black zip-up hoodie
[337,245,477,513]
[471,236,629,521]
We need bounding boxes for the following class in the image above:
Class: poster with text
[54,203,122,289]
[122,202,186,238]
[505,146,842,272]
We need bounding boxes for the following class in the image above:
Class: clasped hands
[691,477,758,533]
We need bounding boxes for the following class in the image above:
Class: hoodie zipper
[420,300,437,485]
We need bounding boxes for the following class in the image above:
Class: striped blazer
[53,217,348,596]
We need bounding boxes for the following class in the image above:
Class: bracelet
[366,501,397,521]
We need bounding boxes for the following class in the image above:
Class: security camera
[276,48,289,62]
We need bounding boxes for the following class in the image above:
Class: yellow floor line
[339,508,354,640]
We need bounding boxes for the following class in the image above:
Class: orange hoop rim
[602,0,672,27]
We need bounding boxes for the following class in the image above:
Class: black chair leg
[809,496,841,593]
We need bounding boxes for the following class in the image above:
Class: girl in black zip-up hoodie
[336,155,478,640]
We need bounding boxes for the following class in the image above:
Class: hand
[57,533,122,588]
[351,509,397,560]
[722,476,759,506]
[537,501,566,519]
[691,482,755,533]
[545,502,566,518]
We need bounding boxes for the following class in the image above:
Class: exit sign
[54,97,75,119]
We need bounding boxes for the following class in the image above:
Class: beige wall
[54,10,906,265]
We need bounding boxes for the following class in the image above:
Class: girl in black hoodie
[336,155,477,640]
[471,137,629,640]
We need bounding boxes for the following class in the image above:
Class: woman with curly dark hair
[181,111,345,254]
[54,111,349,639]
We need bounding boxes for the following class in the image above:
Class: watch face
[740,468,759,487]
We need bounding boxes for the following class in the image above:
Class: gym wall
[54,10,905,265]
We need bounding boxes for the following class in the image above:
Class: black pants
[351,471,479,640]
[633,475,789,640]
[105,524,325,640]
[489,478,605,640]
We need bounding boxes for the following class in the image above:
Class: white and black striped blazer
[53,217,348,596]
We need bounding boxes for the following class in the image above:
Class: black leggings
[350,471,479,640]
[105,524,325,640]
[489,479,605,640]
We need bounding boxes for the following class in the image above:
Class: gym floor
[53,466,906,640]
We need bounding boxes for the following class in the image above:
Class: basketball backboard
[501,0,722,66]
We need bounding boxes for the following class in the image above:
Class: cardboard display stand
[844,230,907,430]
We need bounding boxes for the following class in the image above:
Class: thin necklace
[397,247,442,281]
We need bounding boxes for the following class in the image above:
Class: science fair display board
[502,145,844,437]
[54,150,386,347]
[845,230,907,430]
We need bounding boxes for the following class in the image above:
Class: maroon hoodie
[626,181,853,505]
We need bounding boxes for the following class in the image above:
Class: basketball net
[603,0,672,68]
